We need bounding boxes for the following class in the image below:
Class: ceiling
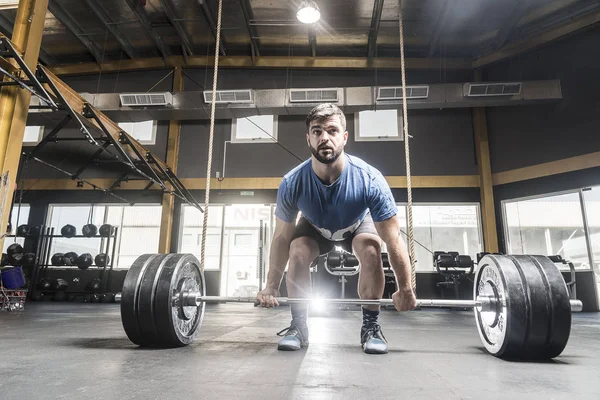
[0,0,598,69]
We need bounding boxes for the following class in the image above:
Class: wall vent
[463,82,522,97]
[377,85,429,100]
[119,92,173,106]
[289,88,339,103]
[203,89,253,104]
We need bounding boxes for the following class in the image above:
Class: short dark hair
[305,103,346,131]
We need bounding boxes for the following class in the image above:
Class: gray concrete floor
[1,303,599,400]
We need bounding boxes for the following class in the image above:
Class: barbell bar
[120,252,582,360]
[181,294,583,313]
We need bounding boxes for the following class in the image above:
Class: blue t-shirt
[275,153,397,240]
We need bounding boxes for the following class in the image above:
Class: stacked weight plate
[121,253,206,347]
[474,254,572,359]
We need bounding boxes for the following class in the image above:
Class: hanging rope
[398,1,417,291]
[200,0,223,273]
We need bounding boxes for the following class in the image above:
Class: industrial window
[354,109,402,141]
[408,204,483,271]
[117,120,156,145]
[232,115,277,143]
[178,205,224,270]
[46,204,161,268]
[23,126,44,145]
[503,192,591,270]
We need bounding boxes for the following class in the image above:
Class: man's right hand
[256,287,280,308]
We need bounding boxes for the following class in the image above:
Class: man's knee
[354,237,383,268]
[288,237,318,269]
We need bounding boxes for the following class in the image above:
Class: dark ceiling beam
[48,0,104,64]
[84,0,138,59]
[367,0,384,58]
[308,27,317,58]
[50,56,473,76]
[475,0,533,57]
[124,0,171,60]
[427,0,451,57]
[159,0,194,56]
[239,0,260,58]
[197,0,227,56]
[0,13,55,65]
[473,7,600,67]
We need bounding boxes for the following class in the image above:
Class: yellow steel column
[0,0,48,248]
[472,69,499,252]
[158,67,184,253]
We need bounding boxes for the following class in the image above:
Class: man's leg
[352,231,388,354]
[277,236,320,351]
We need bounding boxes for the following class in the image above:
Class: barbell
[120,253,582,359]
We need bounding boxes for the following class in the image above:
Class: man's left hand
[392,288,417,311]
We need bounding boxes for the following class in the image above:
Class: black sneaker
[361,323,388,354]
[277,322,309,351]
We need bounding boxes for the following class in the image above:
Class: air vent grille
[377,86,429,100]
[289,88,339,103]
[463,82,522,97]
[203,90,253,103]
[119,92,172,106]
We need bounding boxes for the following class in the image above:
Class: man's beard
[309,143,342,164]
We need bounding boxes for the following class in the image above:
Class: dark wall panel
[485,26,600,172]
[177,109,478,178]
[62,69,174,93]
[21,121,169,179]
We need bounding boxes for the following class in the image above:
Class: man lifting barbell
[255,103,417,354]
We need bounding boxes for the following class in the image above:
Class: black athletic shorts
[291,213,379,255]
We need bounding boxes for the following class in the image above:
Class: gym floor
[2,303,599,400]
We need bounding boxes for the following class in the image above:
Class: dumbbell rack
[34,227,118,300]
[4,225,53,300]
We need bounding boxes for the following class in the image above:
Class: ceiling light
[296,0,321,24]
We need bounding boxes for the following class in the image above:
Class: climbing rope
[398,1,417,291]
[200,0,223,273]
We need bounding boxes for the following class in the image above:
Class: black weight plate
[530,255,572,358]
[509,255,550,359]
[121,254,161,346]
[135,254,170,346]
[153,254,205,347]
[474,254,528,358]
[327,252,341,266]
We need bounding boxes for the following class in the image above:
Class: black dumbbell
[7,243,23,257]
[63,252,78,266]
[22,253,36,267]
[39,278,52,291]
[53,278,69,291]
[29,225,42,236]
[86,278,102,293]
[16,224,29,237]
[61,224,77,238]
[51,253,64,266]
[31,292,43,301]
[99,224,114,237]
[77,253,94,270]
[94,253,110,267]
[103,292,115,303]
[82,223,98,237]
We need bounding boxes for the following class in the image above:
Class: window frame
[45,203,162,269]
[500,189,589,264]
[23,125,44,145]
[231,115,278,143]
[354,109,404,142]
[117,120,157,145]
[396,201,484,273]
